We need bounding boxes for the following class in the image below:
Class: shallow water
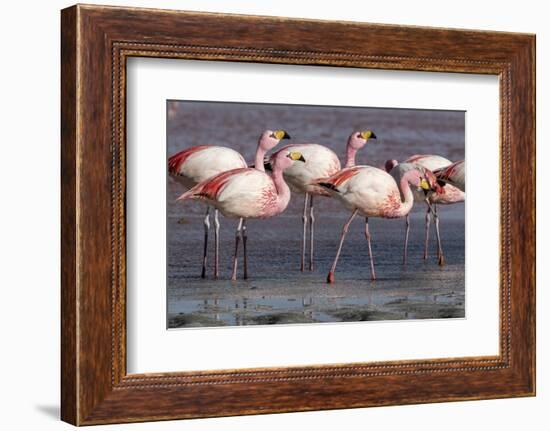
[167,101,465,328]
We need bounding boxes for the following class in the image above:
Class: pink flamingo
[168,130,290,278]
[387,155,464,265]
[177,149,306,281]
[385,159,444,264]
[315,163,432,282]
[265,130,376,271]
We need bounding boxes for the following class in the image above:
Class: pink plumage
[388,155,465,265]
[168,145,211,175]
[434,160,465,192]
[263,130,375,272]
[177,148,304,280]
[434,160,459,180]
[317,166,361,190]
[168,130,290,279]
[183,168,247,202]
[315,163,433,282]
[403,154,426,163]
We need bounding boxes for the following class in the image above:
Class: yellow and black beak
[360,130,377,140]
[288,151,306,162]
[273,130,291,140]
[420,178,430,191]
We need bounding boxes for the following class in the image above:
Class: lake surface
[167,101,465,328]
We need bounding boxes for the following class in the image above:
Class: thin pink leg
[433,204,445,266]
[423,205,431,260]
[201,206,210,279]
[242,219,248,280]
[365,217,376,280]
[300,193,309,272]
[231,218,243,281]
[213,209,220,279]
[327,209,358,284]
[403,214,410,265]
[309,195,315,271]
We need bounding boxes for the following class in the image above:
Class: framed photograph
[61,4,535,425]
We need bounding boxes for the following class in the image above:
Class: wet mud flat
[167,206,465,328]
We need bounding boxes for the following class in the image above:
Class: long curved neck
[392,171,417,217]
[345,135,364,168]
[345,146,358,168]
[254,141,267,172]
[271,166,291,213]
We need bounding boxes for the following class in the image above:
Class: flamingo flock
[168,130,290,278]
[169,129,465,282]
[264,130,377,271]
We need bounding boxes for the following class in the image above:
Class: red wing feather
[315,167,360,192]
[434,160,460,181]
[326,167,361,188]
[194,168,249,200]
[168,145,210,175]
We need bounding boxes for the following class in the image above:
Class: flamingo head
[406,165,444,195]
[348,129,377,150]
[259,129,291,151]
[271,149,306,171]
[287,151,306,162]
[384,159,399,173]
[402,168,432,194]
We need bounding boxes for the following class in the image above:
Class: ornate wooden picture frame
[61,4,535,425]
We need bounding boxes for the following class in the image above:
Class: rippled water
[167,101,465,328]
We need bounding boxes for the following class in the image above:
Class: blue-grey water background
[167,101,465,329]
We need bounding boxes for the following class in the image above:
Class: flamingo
[403,155,451,265]
[386,154,464,265]
[434,160,465,192]
[385,159,444,264]
[314,163,432,282]
[177,149,306,281]
[265,130,376,272]
[168,129,290,278]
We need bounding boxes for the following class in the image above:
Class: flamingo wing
[168,145,211,175]
[195,168,250,201]
[433,160,465,191]
[405,154,452,172]
[272,143,341,195]
[434,160,458,180]
[404,154,426,164]
[178,168,249,202]
[316,166,361,192]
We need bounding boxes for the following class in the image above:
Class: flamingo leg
[242,219,248,280]
[213,209,220,279]
[403,214,410,265]
[201,206,211,279]
[365,217,376,280]
[300,193,309,272]
[327,209,358,284]
[231,218,243,281]
[309,195,315,271]
[423,205,431,260]
[432,204,445,266]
